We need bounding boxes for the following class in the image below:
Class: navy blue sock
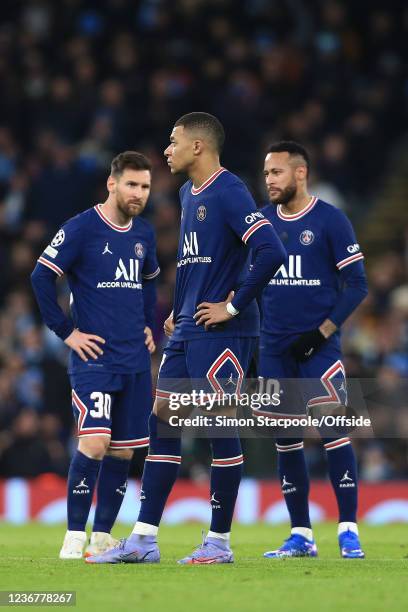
[323,437,358,523]
[93,455,131,533]
[137,413,181,527]
[276,438,311,529]
[209,437,243,534]
[67,450,101,531]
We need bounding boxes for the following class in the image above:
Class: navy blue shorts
[258,335,347,416]
[70,370,152,449]
[156,337,257,401]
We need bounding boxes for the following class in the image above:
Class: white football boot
[84,532,119,558]
[59,530,87,559]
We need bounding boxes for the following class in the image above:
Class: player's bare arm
[64,329,105,362]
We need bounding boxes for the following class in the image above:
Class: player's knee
[78,435,110,459]
[106,448,134,461]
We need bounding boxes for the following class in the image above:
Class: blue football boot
[264,534,318,558]
[339,530,365,559]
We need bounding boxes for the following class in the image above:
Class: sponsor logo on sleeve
[245,211,264,224]
[346,243,360,253]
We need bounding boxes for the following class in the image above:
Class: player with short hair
[31,151,159,559]
[258,141,368,559]
[86,112,286,565]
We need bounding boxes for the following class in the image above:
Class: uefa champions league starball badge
[300,229,314,245]
[50,229,65,247]
[135,243,144,258]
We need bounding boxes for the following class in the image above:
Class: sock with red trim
[93,455,131,534]
[67,450,101,531]
[209,437,243,534]
[323,437,358,523]
[276,438,311,529]
[136,413,181,527]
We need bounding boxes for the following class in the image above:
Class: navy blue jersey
[171,168,283,341]
[36,204,159,373]
[260,197,365,347]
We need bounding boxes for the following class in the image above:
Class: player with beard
[257,141,368,559]
[31,152,159,559]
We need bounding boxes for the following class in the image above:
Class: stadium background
[0,0,407,524]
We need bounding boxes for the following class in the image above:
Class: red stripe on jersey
[242,219,272,243]
[142,267,160,279]
[38,257,64,277]
[94,204,133,232]
[277,196,317,221]
[337,253,364,269]
[191,168,226,195]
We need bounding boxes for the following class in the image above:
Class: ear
[192,139,203,156]
[295,165,307,181]
[107,175,116,192]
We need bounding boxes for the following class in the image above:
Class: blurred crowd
[0,0,407,481]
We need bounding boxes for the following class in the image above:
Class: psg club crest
[300,229,314,245]
[197,205,207,221]
[134,242,144,258]
[50,229,65,247]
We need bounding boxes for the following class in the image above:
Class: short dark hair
[174,112,225,154]
[110,151,151,177]
[267,141,310,173]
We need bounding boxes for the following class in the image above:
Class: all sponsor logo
[347,243,360,254]
[178,232,212,267]
[269,255,321,287]
[183,232,199,257]
[97,258,142,289]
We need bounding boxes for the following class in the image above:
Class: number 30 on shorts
[90,392,112,419]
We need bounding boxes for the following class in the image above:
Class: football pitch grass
[0,523,406,611]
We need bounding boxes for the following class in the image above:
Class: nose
[164,145,171,157]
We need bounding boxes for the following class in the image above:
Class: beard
[269,182,297,205]
[116,190,144,218]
